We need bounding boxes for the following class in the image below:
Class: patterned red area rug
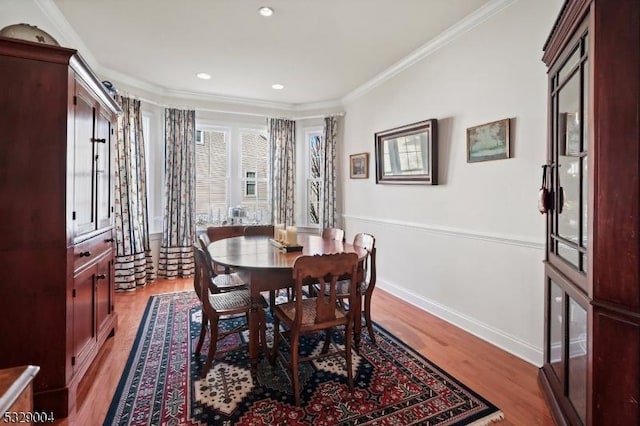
[104,291,503,425]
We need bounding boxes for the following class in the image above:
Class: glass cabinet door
[549,32,589,290]
[544,28,590,423]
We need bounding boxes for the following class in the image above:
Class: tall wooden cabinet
[0,36,120,417]
[539,1,639,424]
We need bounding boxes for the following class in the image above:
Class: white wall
[341,0,561,366]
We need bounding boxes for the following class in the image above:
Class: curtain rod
[123,93,344,121]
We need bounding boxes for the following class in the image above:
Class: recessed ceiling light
[258,6,274,17]
[271,83,284,90]
[196,72,211,80]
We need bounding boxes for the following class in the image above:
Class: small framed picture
[349,153,369,179]
[466,118,510,163]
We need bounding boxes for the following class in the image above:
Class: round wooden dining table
[207,233,368,374]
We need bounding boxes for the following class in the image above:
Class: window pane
[568,298,587,424]
[310,134,321,179]
[195,130,227,226]
[549,281,564,381]
[308,180,320,225]
[240,131,270,222]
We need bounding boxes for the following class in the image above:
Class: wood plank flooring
[53,278,553,425]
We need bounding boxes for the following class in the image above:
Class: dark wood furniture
[539,1,639,424]
[321,227,345,242]
[207,234,368,373]
[206,225,246,242]
[0,366,40,425]
[0,37,120,417]
[243,225,274,236]
[271,252,359,406]
[192,247,266,377]
[318,233,378,344]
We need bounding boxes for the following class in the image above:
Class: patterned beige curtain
[113,96,155,291]
[158,108,196,279]
[269,118,296,225]
[321,116,339,229]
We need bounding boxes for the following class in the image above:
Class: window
[245,171,257,196]
[239,130,270,223]
[195,128,229,226]
[194,125,270,227]
[305,130,322,226]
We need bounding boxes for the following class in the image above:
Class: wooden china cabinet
[539,0,639,425]
[0,36,120,417]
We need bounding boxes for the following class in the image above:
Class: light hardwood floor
[53,278,553,425]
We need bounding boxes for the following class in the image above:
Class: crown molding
[35,0,516,112]
[162,88,299,111]
[33,0,98,68]
[341,0,517,105]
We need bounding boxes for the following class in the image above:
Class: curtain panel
[113,96,155,291]
[158,108,196,279]
[321,116,339,229]
[269,118,296,225]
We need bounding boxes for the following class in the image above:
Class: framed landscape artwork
[466,118,510,163]
[349,152,369,178]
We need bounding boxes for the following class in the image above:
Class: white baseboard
[377,279,543,367]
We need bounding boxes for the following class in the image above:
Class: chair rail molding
[342,214,544,250]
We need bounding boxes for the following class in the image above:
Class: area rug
[104,291,503,425]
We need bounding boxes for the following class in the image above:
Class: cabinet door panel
[95,254,113,330]
[96,108,113,230]
[73,84,96,237]
[72,264,96,371]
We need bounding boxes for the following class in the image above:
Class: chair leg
[364,294,376,345]
[269,290,276,311]
[291,330,301,406]
[269,316,280,366]
[195,313,208,355]
[202,315,219,378]
[257,306,268,358]
[321,328,332,354]
[346,320,354,390]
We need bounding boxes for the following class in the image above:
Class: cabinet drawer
[73,232,114,272]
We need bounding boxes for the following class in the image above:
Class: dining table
[207,233,368,374]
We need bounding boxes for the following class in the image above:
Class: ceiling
[51,0,492,107]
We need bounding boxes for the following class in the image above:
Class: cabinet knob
[97,274,106,280]
[79,251,91,257]
[105,238,114,243]
[92,137,106,143]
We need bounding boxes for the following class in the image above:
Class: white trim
[341,0,517,105]
[34,0,98,67]
[35,0,516,111]
[343,214,545,250]
[377,278,543,366]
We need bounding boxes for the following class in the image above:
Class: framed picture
[374,119,438,185]
[349,152,369,179]
[466,118,510,163]
[558,112,581,156]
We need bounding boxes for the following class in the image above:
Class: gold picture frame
[349,152,369,179]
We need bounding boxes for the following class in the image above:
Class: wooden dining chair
[314,233,377,345]
[243,225,274,237]
[270,252,359,406]
[197,232,246,293]
[193,246,267,378]
[321,227,345,242]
